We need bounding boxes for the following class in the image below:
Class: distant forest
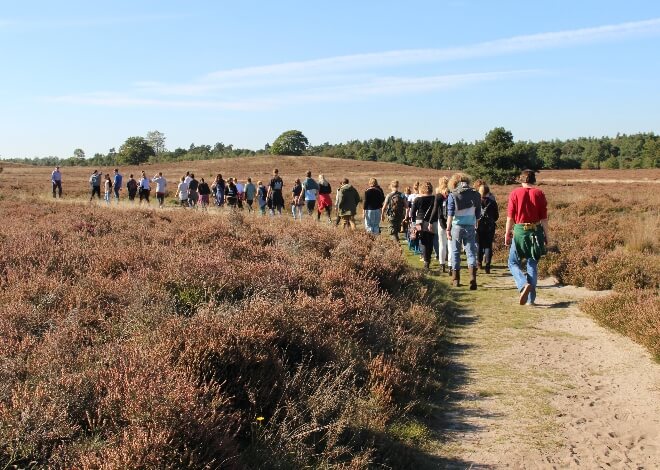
[5,128,659,179]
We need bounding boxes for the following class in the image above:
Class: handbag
[414,201,434,234]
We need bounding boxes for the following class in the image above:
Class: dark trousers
[306,200,316,215]
[388,217,403,241]
[477,228,495,266]
[90,185,101,199]
[52,181,62,198]
[419,230,434,265]
[139,189,150,203]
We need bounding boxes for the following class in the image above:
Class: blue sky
[1,0,659,158]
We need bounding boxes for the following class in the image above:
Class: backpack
[272,177,283,191]
[386,191,405,220]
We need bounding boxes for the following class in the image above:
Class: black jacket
[363,186,385,210]
[410,195,435,223]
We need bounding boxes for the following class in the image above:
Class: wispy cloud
[52,70,537,110]
[50,17,660,110]
[135,17,660,96]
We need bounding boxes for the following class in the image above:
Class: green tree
[466,128,535,184]
[537,142,562,169]
[641,139,660,168]
[146,130,167,155]
[271,130,309,156]
[117,137,155,165]
[73,148,86,162]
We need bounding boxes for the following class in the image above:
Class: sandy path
[430,268,660,469]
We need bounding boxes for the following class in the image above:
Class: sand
[431,271,660,469]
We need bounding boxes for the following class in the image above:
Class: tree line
[5,128,658,184]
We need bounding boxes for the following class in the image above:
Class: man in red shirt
[504,170,550,305]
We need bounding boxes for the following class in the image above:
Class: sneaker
[519,284,532,305]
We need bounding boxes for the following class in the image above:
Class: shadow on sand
[387,275,502,469]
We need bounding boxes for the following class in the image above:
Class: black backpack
[387,191,405,220]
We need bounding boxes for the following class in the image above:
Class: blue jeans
[450,224,477,270]
[364,209,381,234]
[508,243,537,304]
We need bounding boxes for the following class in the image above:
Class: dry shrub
[0,200,447,469]
[581,290,660,359]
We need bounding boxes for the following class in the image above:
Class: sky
[1,0,659,158]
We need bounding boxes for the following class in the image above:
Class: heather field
[0,158,659,467]
[0,198,448,468]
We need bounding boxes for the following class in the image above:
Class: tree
[73,148,86,161]
[146,130,167,155]
[466,128,538,184]
[271,130,309,156]
[117,137,155,165]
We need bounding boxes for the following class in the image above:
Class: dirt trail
[429,266,660,469]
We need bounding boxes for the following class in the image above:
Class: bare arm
[504,216,513,246]
[540,218,549,244]
[446,215,453,240]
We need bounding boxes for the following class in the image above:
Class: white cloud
[52,70,537,110]
[134,17,660,96]
[50,17,660,109]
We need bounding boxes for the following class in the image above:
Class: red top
[507,186,547,223]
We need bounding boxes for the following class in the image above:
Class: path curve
[431,267,660,468]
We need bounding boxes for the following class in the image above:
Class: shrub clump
[580,290,660,360]
[0,201,447,469]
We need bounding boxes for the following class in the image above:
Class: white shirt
[151,176,166,193]
[177,182,189,200]
[184,175,192,185]
[236,182,244,193]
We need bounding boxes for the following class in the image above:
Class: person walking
[407,182,422,255]
[138,171,151,204]
[176,176,189,208]
[235,178,244,209]
[51,166,62,198]
[317,174,333,222]
[291,179,304,220]
[212,174,226,207]
[187,173,199,208]
[151,172,167,208]
[432,176,451,274]
[244,177,256,212]
[112,168,123,204]
[476,183,499,274]
[302,171,319,216]
[268,169,285,215]
[336,178,361,229]
[257,181,268,215]
[446,173,481,289]
[410,182,436,270]
[504,170,549,306]
[103,174,112,205]
[363,178,385,235]
[89,170,102,201]
[198,177,211,210]
[382,180,407,241]
[225,178,238,208]
[126,174,138,203]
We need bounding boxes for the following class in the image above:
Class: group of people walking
[398,169,548,305]
[53,166,548,305]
